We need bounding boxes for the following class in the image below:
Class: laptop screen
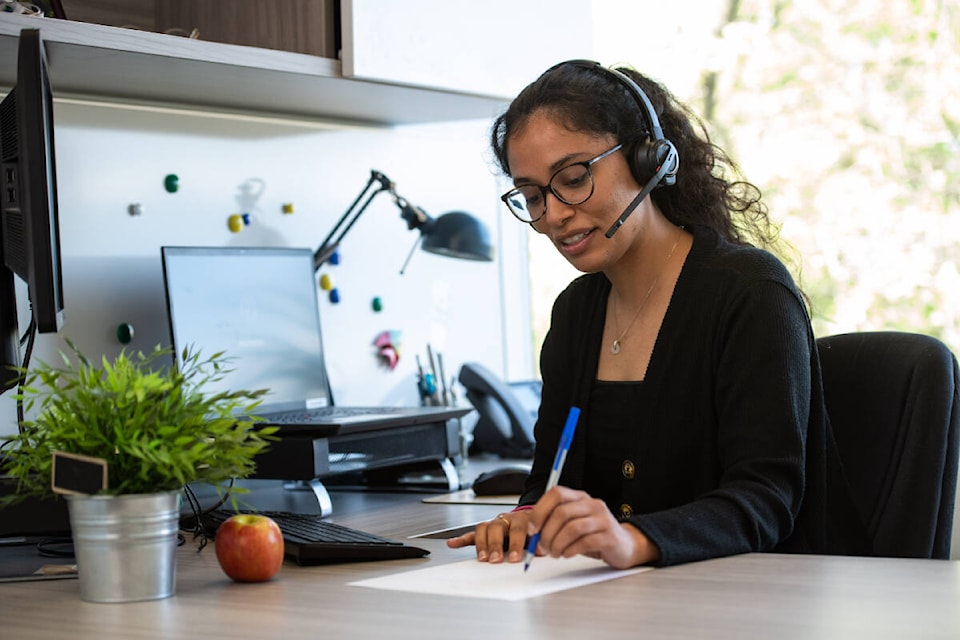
[161,246,332,413]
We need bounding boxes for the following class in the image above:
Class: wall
[0,97,534,435]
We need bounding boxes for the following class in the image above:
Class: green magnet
[164,174,179,193]
[371,297,383,312]
[116,323,134,344]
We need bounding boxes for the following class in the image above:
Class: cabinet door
[341,0,593,99]
[55,0,155,29]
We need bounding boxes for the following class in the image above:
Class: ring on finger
[496,514,511,530]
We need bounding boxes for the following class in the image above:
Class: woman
[447,60,862,569]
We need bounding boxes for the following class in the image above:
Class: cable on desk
[36,537,73,558]
[179,480,236,551]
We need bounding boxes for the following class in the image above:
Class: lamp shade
[313,170,496,270]
[421,211,495,262]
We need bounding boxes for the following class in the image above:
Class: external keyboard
[203,510,430,566]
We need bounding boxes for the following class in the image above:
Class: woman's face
[505,111,645,273]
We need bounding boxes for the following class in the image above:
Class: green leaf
[0,341,275,502]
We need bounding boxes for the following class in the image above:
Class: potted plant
[0,341,276,603]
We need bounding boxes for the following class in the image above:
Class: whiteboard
[0,99,532,435]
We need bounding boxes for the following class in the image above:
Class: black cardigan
[520,225,862,566]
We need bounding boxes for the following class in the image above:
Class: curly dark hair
[491,61,779,251]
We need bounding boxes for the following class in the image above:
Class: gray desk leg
[282,480,334,517]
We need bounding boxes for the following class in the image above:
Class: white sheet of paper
[422,489,519,506]
[348,556,651,601]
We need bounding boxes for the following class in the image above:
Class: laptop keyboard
[268,406,403,424]
[203,510,430,565]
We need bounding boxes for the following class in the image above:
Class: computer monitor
[0,28,65,394]
[0,235,17,393]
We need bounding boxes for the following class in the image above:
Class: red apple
[214,514,284,582]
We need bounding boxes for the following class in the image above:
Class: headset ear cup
[629,140,665,184]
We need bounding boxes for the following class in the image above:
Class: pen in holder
[417,348,451,406]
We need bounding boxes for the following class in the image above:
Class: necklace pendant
[610,340,621,355]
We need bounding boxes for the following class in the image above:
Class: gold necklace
[610,226,683,355]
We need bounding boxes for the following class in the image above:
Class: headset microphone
[605,141,678,238]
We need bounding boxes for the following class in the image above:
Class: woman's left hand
[526,485,660,569]
[446,509,532,563]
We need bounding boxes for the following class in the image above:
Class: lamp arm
[313,170,395,270]
[396,195,432,231]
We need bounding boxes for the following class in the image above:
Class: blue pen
[523,406,581,572]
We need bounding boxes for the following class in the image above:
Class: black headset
[547,60,680,237]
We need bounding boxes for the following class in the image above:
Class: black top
[520,225,864,566]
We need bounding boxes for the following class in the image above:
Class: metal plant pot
[66,491,180,603]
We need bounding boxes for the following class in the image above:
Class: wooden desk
[2,490,959,639]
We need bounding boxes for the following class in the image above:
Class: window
[524,0,960,369]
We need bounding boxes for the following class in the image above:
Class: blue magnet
[329,288,340,304]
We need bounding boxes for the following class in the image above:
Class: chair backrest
[817,331,960,559]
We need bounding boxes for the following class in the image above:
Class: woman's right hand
[446,509,533,563]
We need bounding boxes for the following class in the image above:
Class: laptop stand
[252,418,462,515]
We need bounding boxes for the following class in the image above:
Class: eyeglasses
[500,144,623,224]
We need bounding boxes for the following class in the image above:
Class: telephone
[458,362,540,459]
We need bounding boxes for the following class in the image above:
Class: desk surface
[2,482,959,639]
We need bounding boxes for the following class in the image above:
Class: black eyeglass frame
[500,143,624,224]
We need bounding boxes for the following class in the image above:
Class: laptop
[160,246,468,438]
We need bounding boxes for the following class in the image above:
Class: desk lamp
[313,169,495,272]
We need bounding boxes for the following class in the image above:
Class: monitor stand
[281,479,333,517]
[0,476,72,539]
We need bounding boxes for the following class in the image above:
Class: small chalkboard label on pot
[51,451,108,495]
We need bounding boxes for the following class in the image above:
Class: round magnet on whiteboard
[371,296,383,312]
[241,212,251,225]
[329,250,340,265]
[328,288,340,304]
[127,203,143,216]
[163,174,179,193]
[282,202,295,214]
[319,273,333,291]
[116,323,134,344]
[228,214,244,233]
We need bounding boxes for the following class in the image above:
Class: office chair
[817,331,960,559]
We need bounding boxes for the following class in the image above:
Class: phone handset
[458,362,536,458]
